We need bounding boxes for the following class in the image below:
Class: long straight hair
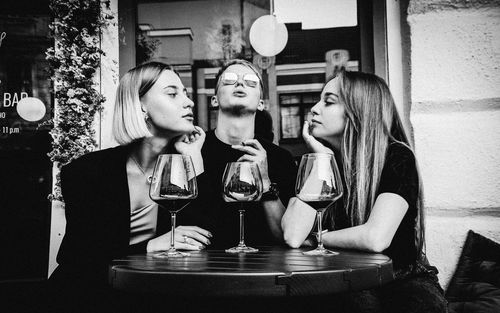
[336,70,425,260]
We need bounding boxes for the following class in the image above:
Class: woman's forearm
[321,224,384,253]
[282,197,316,248]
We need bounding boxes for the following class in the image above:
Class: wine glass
[222,162,263,253]
[296,153,343,256]
[149,154,198,258]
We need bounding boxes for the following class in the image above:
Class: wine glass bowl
[222,162,263,253]
[295,153,343,256]
[149,154,198,258]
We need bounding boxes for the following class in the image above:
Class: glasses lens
[221,72,238,85]
[243,74,259,87]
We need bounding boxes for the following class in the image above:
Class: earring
[211,96,219,107]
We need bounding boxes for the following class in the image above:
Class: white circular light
[249,15,288,57]
[16,97,46,122]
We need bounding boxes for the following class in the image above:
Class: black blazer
[50,144,142,285]
[50,143,214,285]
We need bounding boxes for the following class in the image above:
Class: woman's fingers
[183,226,212,238]
[194,126,205,137]
[178,134,189,143]
[302,121,314,144]
[174,232,205,249]
[190,126,206,145]
[176,226,212,246]
[175,242,205,250]
[302,121,333,154]
[183,231,211,246]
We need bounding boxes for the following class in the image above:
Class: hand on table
[147,225,212,252]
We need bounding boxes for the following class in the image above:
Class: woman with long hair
[282,70,447,313]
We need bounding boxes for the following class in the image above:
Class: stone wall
[408,0,500,287]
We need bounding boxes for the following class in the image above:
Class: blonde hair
[336,70,425,259]
[113,62,177,144]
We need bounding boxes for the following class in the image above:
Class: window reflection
[0,1,52,280]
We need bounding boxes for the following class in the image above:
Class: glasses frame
[220,72,260,88]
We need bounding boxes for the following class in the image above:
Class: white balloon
[249,15,288,57]
[16,97,46,122]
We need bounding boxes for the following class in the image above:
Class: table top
[109,246,394,297]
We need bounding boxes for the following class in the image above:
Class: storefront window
[120,0,370,151]
[280,93,318,140]
[0,0,52,280]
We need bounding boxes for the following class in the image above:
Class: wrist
[190,153,204,175]
[261,182,279,201]
[262,175,271,192]
[146,239,155,252]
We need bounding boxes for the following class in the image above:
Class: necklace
[131,156,153,184]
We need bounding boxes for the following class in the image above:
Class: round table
[109,246,393,297]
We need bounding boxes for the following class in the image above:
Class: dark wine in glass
[149,154,198,258]
[296,153,343,255]
[222,162,263,253]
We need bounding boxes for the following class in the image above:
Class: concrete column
[408,0,500,286]
[48,0,120,277]
[98,0,120,149]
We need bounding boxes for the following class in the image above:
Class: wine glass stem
[170,211,177,251]
[316,210,324,250]
[238,205,245,246]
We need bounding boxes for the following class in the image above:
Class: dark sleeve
[57,160,107,266]
[129,241,148,254]
[275,149,298,207]
[165,172,218,233]
[377,143,419,206]
[58,155,127,265]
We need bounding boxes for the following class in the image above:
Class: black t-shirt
[329,142,419,270]
[196,130,297,249]
[378,142,419,270]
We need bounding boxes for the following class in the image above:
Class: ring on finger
[183,235,188,243]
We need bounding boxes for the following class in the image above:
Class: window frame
[278,91,320,143]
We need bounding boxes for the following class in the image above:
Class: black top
[330,142,419,270]
[50,144,141,286]
[49,143,210,286]
[377,142,419,270]
[199,130,297,249]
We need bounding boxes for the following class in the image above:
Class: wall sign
[0,32,6,47]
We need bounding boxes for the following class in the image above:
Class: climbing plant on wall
[46,0,113,201]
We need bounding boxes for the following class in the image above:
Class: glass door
[0,0,52,281]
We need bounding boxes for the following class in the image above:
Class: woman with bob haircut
[49,62,213,308]
[282,70,447,313]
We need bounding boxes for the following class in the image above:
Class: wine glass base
[303,248,338,256]
[153,250,190,258]
[225,245,259,253]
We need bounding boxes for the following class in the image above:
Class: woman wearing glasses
[49,62,212,311]
[281,71,447,313]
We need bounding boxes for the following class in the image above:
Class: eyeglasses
[220,72,260,88]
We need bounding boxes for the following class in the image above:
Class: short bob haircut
[113,62,177,144]
[214,59,264,99]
